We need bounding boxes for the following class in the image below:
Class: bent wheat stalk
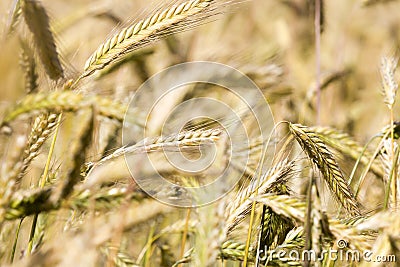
[81,0,216,78]
[289,123,361,216]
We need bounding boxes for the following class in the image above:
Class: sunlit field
[0,0,400,266]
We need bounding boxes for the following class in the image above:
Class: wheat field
[0,0,400,266]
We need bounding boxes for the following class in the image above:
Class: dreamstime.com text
[258,240,396,263]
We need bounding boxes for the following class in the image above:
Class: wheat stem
[179,208,191,265]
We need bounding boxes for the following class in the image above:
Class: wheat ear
[21,0,64,80]
[1,91,129,125]
[5,113,58,186]
[97,128,223,165]
[81,0,214,78]
[289,123,361,216]
[309,126,384,178]
[225,160,295,235]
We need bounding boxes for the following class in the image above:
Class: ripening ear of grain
[309,125,384,178]
[81,0,223,79]
[289,123,361,216]
[4,113,58,192]
[83,128,223,189]
[20,0,64,80]
[0,91,130,125]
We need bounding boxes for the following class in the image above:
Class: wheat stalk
[21,0,64,80]
[289,123,361,216]
[380,139,400,208]
[81,0,216,78]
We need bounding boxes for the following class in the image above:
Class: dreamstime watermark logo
[258,239,396,263]
[122,61,275,207]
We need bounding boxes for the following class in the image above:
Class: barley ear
[289,123,361,216]
[309,126,384,178]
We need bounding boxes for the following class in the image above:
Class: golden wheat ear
[21,0,64,81]
[289,123,361,216]
[80,0,221,79]
[0,91,129,126]
[309,126,384,178]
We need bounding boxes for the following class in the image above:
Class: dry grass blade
[81,0,216,78]
[19,39,39,94]
[21,0,64,80]
[225,160,295,235]
[310,125,384,178]
[289,123,361,216]
[0,91,130,126]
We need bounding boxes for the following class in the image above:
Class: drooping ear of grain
[81,0,216,78]
[289,123,361,216]
[309,126,384,178]
[21,0,64,80]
